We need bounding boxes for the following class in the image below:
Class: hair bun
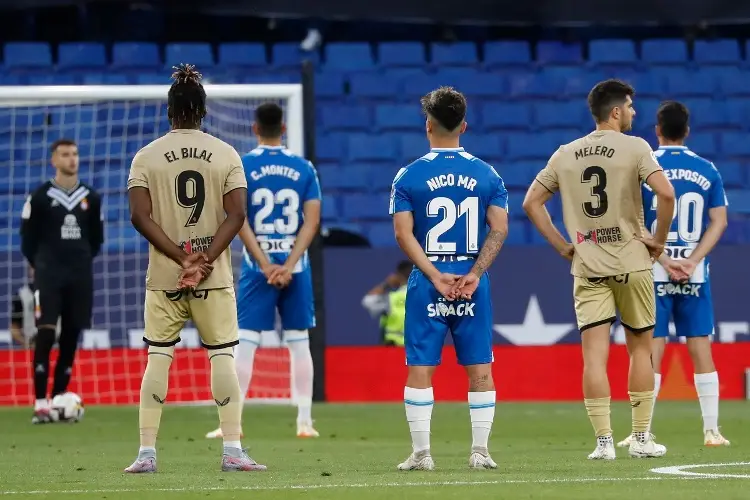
[171,63,203,85]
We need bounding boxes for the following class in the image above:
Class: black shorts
[35,272,93,330]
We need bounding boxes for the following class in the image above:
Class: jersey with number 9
[389,147,508,258]
[241,145,321,271]
[128,129,247,291]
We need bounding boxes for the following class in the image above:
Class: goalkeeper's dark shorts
[34,271,93,330]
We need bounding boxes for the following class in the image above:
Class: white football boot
[588,436,616,460]
[297,421,320,438]
[704,429,731,447]
[397,449,435,471]
[628,433,667,458]
[469,447,498,469]
[617,434,634,448]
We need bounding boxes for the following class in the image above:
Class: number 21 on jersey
[425,196,479,254]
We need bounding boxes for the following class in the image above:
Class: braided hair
[168,64,207,129]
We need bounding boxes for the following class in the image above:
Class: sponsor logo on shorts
[426,297,475,318]
[576,226,623,245]
[656,283,702,297]
[164,290,210,301]
[179,235,214,254]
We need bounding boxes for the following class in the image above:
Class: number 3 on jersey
[425,196,479,254]
[581,166,608,218]
[253,188,300,235]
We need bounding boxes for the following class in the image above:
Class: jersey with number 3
[536,130,662,278]
[128,129,247,291]
[642,145,727,285]
[389,147,508,258]
[241,145,321,273]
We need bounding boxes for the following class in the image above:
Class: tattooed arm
[469,205,509,277]
[451,205,508,300]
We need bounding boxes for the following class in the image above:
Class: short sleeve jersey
[127,129,247,290]
[389,147,508,259]
[536,130,662,278]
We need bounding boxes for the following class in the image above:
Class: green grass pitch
[1,402,748,499]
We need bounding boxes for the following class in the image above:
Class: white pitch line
[0,475,705,496]
[651,462,750,479]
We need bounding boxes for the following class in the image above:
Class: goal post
[0,82,314,407]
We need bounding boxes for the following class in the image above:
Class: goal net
[0,84,305,406]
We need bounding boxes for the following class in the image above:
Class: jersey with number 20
[236,145,321,332]
[389,147,508,367]
[642,145,727,338]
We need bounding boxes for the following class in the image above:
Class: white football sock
[236,330,260,403]
[286,330,314,424]
[647,373,662,432]
[35,399,49,411]
[469,391,496,449]
[694,371,720,432]
[404,387,433,453]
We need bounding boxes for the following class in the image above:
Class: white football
[51,392,84,422]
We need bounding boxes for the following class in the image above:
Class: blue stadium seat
[721,132,750,158]
[370,165,401,192]
[272,42,319,68]
[218,43,266,67]
[682,99,732,130]
[314,72,346,99]
[536,41,582,64]
[342,193,389,220]
[588,39,637,64]
[624,71,664,98]
[135,73,169,85]
[316,133,347,163]
[506,189,526,219]
[481,102,531,130]
[641,39,688,64]
[483,41,531,66]
[694,39,741,64]
[58,43,107,69]
[430,42,478,66]
[459,74,506,98]
[506,131,565,161]
[497,163,537,189]
[509,72,562,98]
[367,222,395,247]
[722,216,750,243]
[27,74,77,85]
[321,194,339,221]
[718,162,745,189]
[325,43,374,72]
[349,73,401,99]
[534,101,587,130]
[325,164,370,191]
[82,73,129,85]
[3,42,52,68]
[726,190,750,213]
[400,133,428,161]
[688,133,718,157]
[378,42,425,67]
[503,220,528,245]
[104,225,146,253]
[460,134,503,161]
[348,134,397,162]
[401,73,441,98]
[320,104,370,131]
[562,69,607,97]
[432,67,481,87]
[112,42,160,68]
[374,104,420,131]
[165,42,214,68]
[0,74,22,85]
[666,69,716,97]
[720,71,750,97]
